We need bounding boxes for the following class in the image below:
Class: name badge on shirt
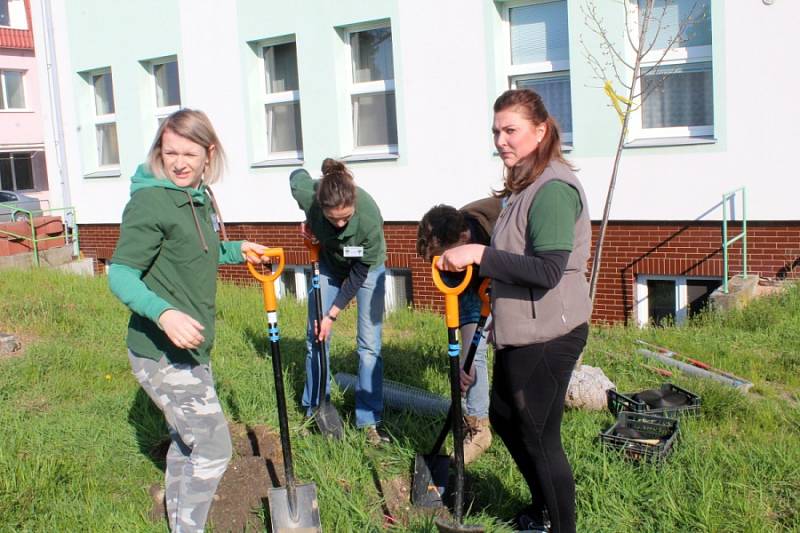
[343,246,364,258]
[211,213,220,232]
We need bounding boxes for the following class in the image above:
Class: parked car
[0,190,42,223]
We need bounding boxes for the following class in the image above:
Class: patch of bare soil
[149,423,286,532]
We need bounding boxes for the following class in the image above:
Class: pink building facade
[0,0,48,205]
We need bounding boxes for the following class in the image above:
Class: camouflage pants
[129,351,232,533]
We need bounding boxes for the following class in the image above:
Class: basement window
[635,275,721,326]
[385,268,412,312]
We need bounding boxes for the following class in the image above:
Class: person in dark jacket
[290,158,388,445]
[438,89,592,533]
[416,197,502,464]
[109,109,267,532]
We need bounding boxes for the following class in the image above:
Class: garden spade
[412,278,490,508]
[425,259,485,532]
[248,249,322,532]
[304,237,345,440]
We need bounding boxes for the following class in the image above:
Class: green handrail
[0,203,79,267]
[721,187,747,294]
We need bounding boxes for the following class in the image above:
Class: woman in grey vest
[438,89,591,533]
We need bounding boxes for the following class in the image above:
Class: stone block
[709,275,760,312]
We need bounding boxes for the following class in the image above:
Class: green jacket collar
[129,164,207,207]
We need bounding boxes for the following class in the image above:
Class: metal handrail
[0,203,79,267]
[721,187,747,294]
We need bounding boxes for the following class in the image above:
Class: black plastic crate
[607,382,701,418]
[599,411,680,463]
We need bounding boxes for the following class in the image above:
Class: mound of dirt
[149,423,286,532]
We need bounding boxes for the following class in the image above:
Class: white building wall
[32,1,800,225]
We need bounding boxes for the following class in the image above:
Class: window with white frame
[505,0,573,143]
[152,58,181,123]
[262,41,303,159]
[90,70,119,168]
[636,275,721,326]
[634,0,713,139]
[0,152,34,191]
[0,0,27,29]
[0,70,26,110]
[275,265,310,301]
[346,23,398,155]
[385,268,412,312]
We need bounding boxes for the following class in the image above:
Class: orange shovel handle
[303,237,320,262]
[477,278,491,317]
[431,258,473,328]
[246,248,286,313]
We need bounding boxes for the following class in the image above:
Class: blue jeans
[302,264,386,428]
[460,320,490,418]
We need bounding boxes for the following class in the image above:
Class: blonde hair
[147,109,227,185]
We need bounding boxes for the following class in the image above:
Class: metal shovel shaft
[447,326,466,524]
[268,319,298,520]
[428,313,488,456]
[310,258,344,439]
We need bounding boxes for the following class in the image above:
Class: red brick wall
[79,221,800,323]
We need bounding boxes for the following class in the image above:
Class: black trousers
[489,323,588,533]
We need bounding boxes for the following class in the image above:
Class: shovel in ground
[412,278,490,508]
[304,237,345,440]
[425,260,485,532]
[248,250,322,532]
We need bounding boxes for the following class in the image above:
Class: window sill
[251,158,304,168]
[624,136,717,148]
[0,109,34,114]
[340,153,399,163]
[84,169,121,179]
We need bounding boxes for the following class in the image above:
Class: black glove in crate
[607,383,701,418]
[599,411,680,463]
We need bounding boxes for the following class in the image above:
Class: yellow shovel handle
[246,248,286,313]
[431,258,473,328]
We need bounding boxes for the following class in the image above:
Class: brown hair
[493,89,574,196]
[317,158,356,210]
[416,204,468,262]
[147,109,227,185]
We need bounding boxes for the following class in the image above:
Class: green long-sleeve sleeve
[108,263,174,324]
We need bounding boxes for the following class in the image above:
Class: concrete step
[0,243,78,271]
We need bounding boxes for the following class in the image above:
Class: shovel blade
[313,402,344,440]
[434,517,485,533]
[268,483,322,532]
[411,453,450,507]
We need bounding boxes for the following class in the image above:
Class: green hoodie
[109,164,244,365]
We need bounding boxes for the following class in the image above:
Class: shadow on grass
[127,387,170,472]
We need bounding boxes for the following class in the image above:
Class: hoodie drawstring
[184,190,209,253]
[204,185,228,242]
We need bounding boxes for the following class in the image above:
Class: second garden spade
[248,249,322,532]
[412,278,490,508]
[304,237,345,440]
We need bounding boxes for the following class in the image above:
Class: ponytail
[317,158,356,210]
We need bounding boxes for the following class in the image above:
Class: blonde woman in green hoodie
[109,109,266,532]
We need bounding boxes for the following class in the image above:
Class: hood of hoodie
[129,164,207,204]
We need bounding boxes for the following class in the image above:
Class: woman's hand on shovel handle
[437,244,486,272]
[300,222,317,243]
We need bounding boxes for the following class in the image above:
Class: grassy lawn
[1,269,798,532]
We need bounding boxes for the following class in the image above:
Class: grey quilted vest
[490,160,592,349]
